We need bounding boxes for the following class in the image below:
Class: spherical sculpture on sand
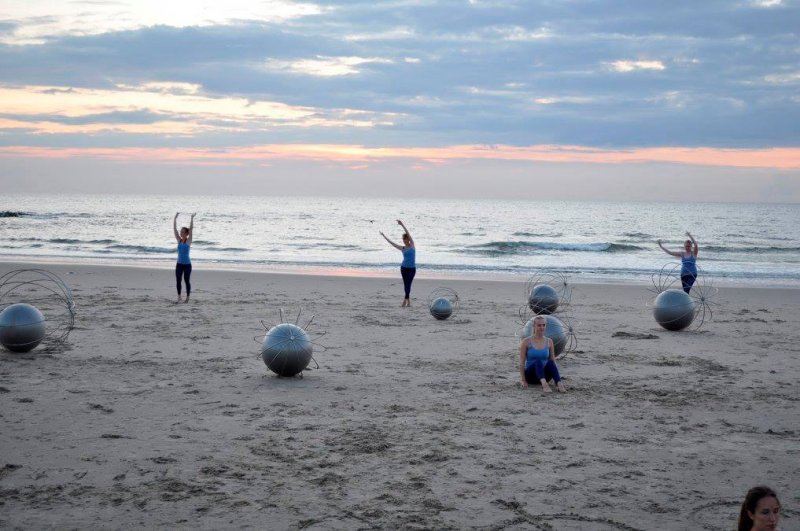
[520,315,568,356]
[261,323,313,377]
[528,284,559,315]
[430,297,453,320]
[653,289,695,331]
[0,303,46,352]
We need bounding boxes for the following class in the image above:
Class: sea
[1,194,799,287]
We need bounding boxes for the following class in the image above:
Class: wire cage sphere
[427,287,460,321]
[256,308,324,378]
[649,263,719,330]
[0,269,75,352]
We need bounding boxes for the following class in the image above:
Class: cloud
[606,60,666,73]
[264,55,394,77]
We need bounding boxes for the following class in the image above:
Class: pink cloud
[0,144,798,169]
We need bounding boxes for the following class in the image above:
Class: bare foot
[540,381,552,393]
[556,381,567,393]
[183,297,190,304]
[175,297,182,304]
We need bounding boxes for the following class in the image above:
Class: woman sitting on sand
[657,231,699,294]
[738,486,781,531]
[518,315,567,393]
[380,219,416,307]
[173,212,195,304]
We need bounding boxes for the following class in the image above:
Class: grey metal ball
[520,315,568,356]
[653,289,695,331]
[528,284,559,315]
[430,297,453,320]
[0,303,46,353]
[261,323,313,377]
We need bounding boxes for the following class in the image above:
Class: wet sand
[1,262,798,530]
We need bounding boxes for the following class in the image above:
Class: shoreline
[1,256,797,290]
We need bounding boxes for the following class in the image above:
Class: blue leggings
[681,273,696,294]
[525,359,561,384]
[176,263,192,296]
[400,266,416,299]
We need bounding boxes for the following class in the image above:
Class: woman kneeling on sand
[518,315,567,393]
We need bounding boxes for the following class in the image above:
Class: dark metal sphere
[0,303,46,352]
[653,289,695,331]
[261,323,313,377]
[528,284,559,315]
[521,315,568,356]
[430,297,453,320]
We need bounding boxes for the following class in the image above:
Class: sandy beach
[0,261,798,530]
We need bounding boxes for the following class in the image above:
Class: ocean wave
[461,241,645,256]
[621,231,653,240]
[703,245,800,254]
[106,244,174,254]
[204,246,250,252]
[511,232,564,238]
[0,211,31,217]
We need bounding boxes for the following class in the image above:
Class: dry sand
[1,261,798,530]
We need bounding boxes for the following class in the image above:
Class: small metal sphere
[653,289,695,331]
[261,323,313,377]
[528,284,559,315]
[520,315,568,356]
[0,303,46,353]
[430,297,453,320]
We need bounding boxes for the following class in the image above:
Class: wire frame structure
[519,271,574,321]
[427,287,460,321]
[254,308,326,378]
[649,263,719,330]
[0,269,75,351]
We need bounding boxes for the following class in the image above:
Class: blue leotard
[681,254,697,276]
[525,340,549,371]
[177,241,191,265]
[401,246,416,268]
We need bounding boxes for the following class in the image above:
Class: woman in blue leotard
[657,231,699,293]
[380,219,415,307]
[173,212,195,304]
[518,315,567,393]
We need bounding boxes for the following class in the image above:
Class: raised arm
[380,231,403,251]
[173,212,180,242]
[518,339,528,387]
[397,219,414,247]
[686,231,698,256]
[657,239,682,258]
[187,213,196,244]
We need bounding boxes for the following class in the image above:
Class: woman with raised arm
[380,219,416,307]
[518,315,567,393]
[173,212,195,303]
[657,231,699,294]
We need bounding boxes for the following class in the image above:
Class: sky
[0,0,799,201]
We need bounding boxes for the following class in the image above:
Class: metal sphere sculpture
[0,269,75,352]
[528,284,559,315]
[262,323,313,377]
[427,287,460,321]
[257,308,323,378]
[653,289,696,331]
[0,303,46,352]
[518,315,571,357]
[650,263,719,331]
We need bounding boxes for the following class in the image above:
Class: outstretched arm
[173,213,180,242]
[380,231,403,251]
[397,219,414,247]
[657,239,682,258]
[187,213,196,244]
[518,340,528,388]
[686,231,698,256]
